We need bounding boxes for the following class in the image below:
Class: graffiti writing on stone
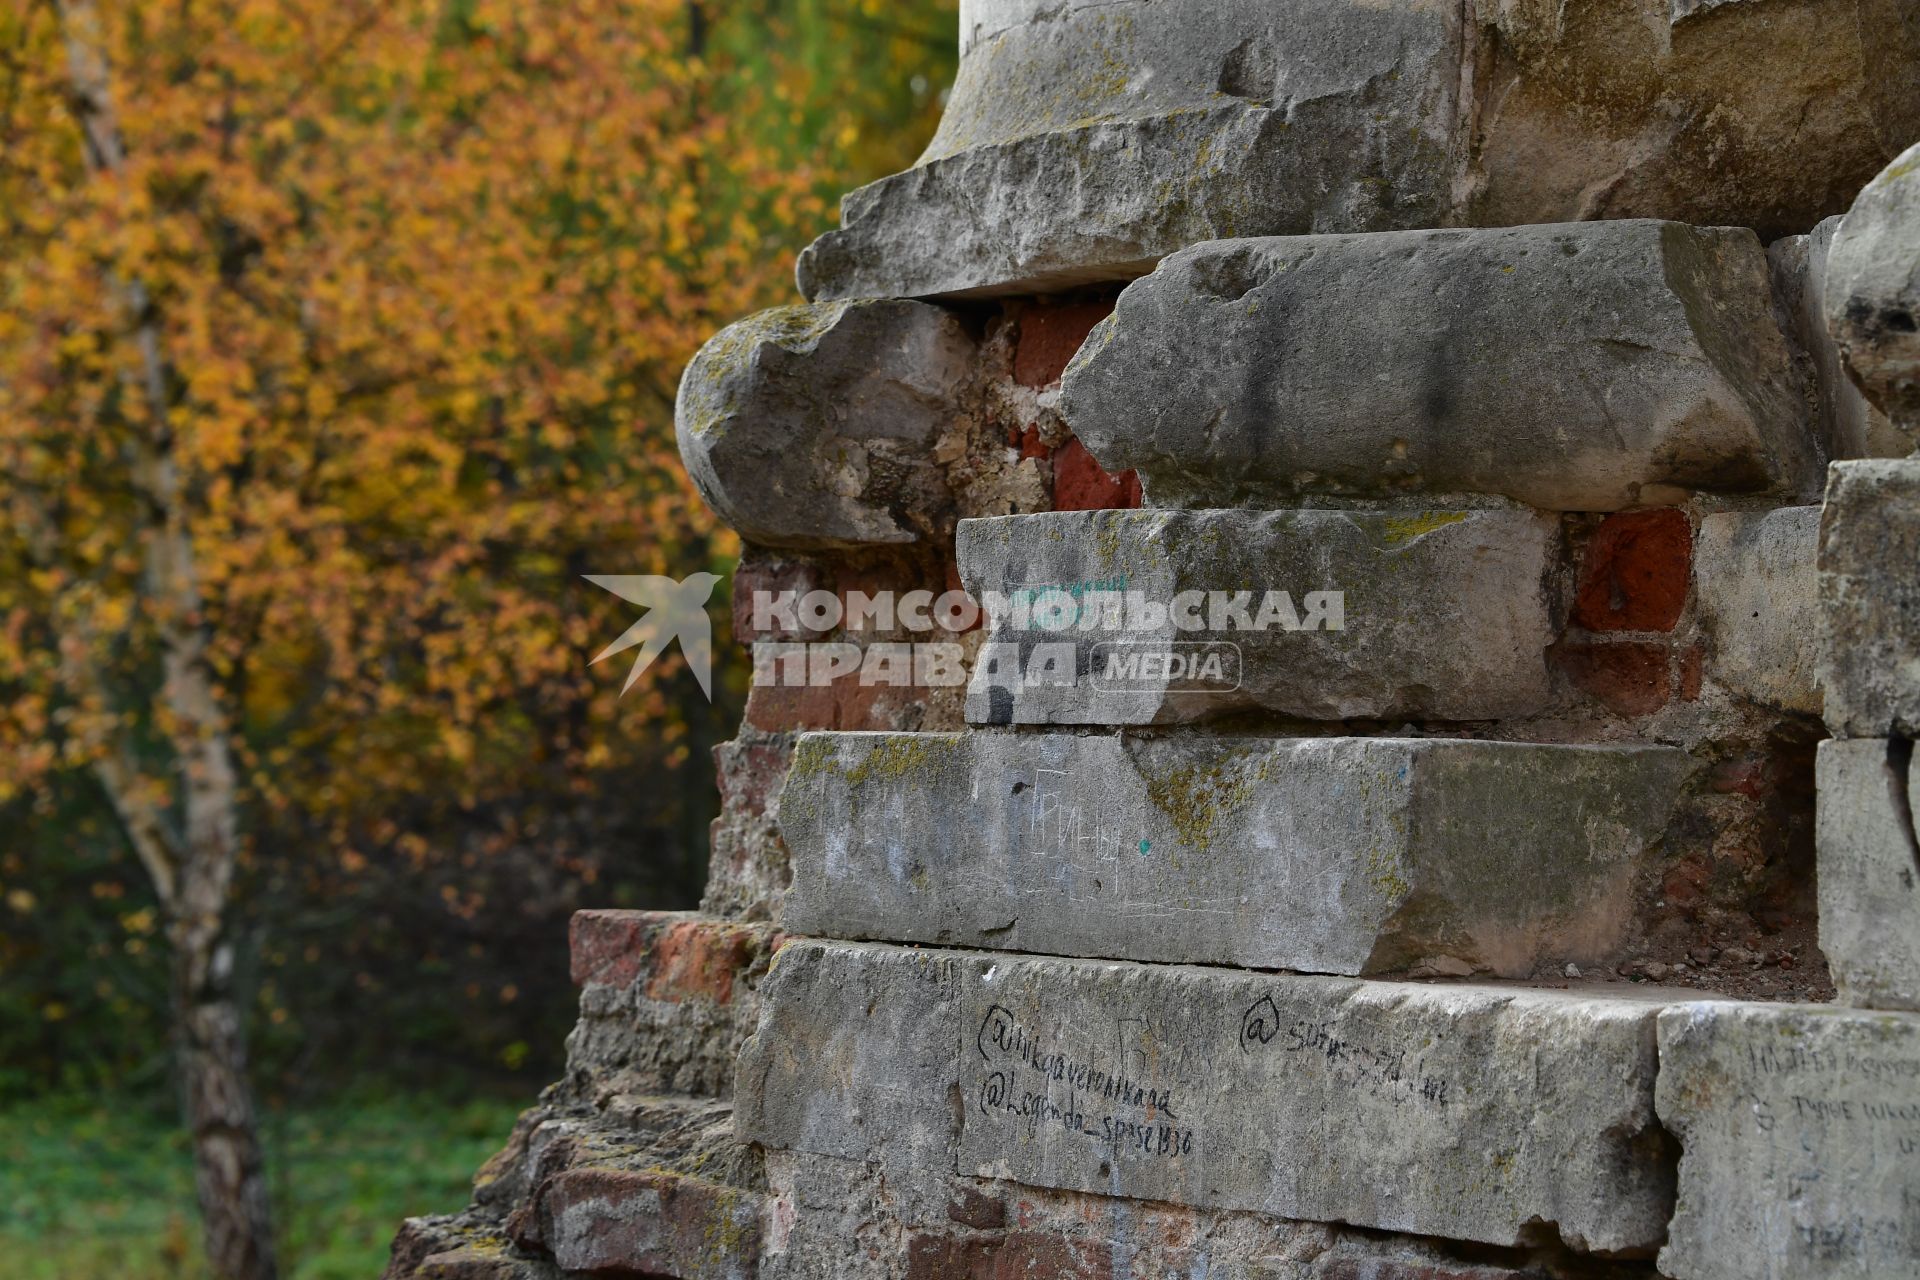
[1239,995,1451,1108]
[973,1003,1195,1163]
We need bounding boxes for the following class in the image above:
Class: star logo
[585,572,723,699]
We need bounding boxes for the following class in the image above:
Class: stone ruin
[386,2,1920,1277]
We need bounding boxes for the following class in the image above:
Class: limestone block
[675,300,972,549]
[1818,739,1920,1012]
[1818,459,1920,737]
[737,940,1682,1253]
[1656,1001,1920,1280]
[1057,223,1816,512]
[1771,219,1907,461]
[956,508,1557,726]
[799,0,1920,300]
[778,732,1692,978]
[1826,141,1920,444]
[1694,507,1823,714]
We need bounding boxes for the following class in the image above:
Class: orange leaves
[2,0,956,869]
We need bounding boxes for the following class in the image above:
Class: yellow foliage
[0,1,956,862]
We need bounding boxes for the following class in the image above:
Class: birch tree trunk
[53,5,280,1277]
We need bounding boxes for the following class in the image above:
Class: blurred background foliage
[0,0,954,1273]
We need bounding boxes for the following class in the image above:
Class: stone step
[1817,738,1920,1013]
[1057,222,1817,512]
[797,0,1915,300]
[736,940,1687,1254]
[957,508,1558,725]
[779,731,1692,978]
[1818,459,1920,739]
[1655,1001,1920,1280]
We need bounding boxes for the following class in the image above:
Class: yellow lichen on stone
[1374,510,1470,549]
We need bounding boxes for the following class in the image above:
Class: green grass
[0,1092,525,1280]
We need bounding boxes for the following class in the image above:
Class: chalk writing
[1025,768,1137,863]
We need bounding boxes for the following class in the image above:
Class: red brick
[540,1168,761,1278]
[1553,641,1673,716]
[743,673,921,733]
[1663,855,1712,909]
[1010,424,1050,460]
[1709,755,1774,799]
[568,910,769,1004]
[1678,642,1704,701]
[1012,299,1116,389]
[714,740,794,821]
[645,917,758,1005]
[568,909,661,989]
[1572,509,1693,632]
[946,1187,1007,1230]
[732,556,826,645]
[1052,436,1143,512]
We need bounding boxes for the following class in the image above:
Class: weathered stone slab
[1826,141,1920,445]
[957,508,1557,725]
[1656,1001,1920,1280]
[778,732,1692,978]
[1818,739,1920,1013]
[1057,223,1816,512]
[737,940,1682,1252]
[1818,459,1920,737]
[1694,507,1823,714]
[675,300,972,549]
[799,0,1920,300]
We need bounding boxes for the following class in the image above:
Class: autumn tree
[0,1,954,1276]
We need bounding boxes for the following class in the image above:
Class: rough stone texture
[532,1168,760,1278]
[778,731,1693,978]
[1656,1001,1920,1280]
[1817,738,1920,1012]
[675,300,974,549]
[564,911,785,1099]
[1825,141,1920,444]
[1818,459,1920,737]
[1770,218,1907,461]
[798,0,1920,300]
[757,1146,1611,1280]
[1056,223,1817,512]
[1694,506,1823,714]
[958,508,1558,725]
[737,940,1682,1254]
